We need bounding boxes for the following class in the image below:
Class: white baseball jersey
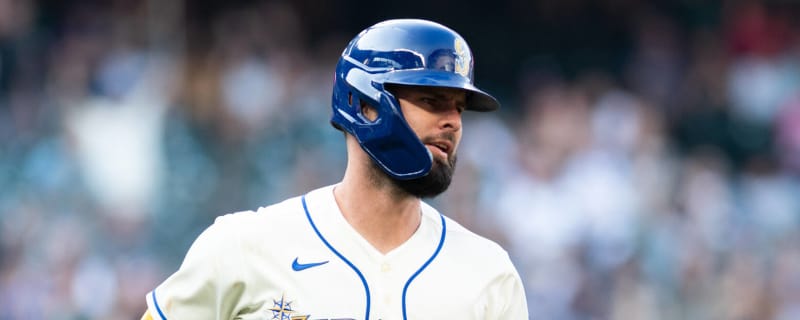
[146,184,528,319]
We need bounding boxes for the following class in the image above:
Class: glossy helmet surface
[331,19,499,179]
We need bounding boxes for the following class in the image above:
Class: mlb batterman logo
[454,38,470,77]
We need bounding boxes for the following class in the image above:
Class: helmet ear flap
[334,73,432,179]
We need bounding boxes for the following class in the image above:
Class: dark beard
[389,154,457,199]
[365,132,459,199]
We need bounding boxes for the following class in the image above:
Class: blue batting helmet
[331,19,500,179]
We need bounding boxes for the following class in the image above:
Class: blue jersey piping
[401,213,446,320]
[151,290,168,320]
[302,195,372,319]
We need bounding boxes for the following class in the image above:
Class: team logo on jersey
[267,293,355,320]
[269,294,309,320]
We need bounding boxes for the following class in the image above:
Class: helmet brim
[381,70,500,112]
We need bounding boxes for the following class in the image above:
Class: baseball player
[142,19,528,319]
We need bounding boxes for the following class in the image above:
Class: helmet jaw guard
[330,19,500,180]
[332,58,433,179]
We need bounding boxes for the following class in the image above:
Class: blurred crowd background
[2,0,800,319]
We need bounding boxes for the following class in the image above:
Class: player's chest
[235,252,486,320]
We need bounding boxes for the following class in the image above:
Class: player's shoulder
[421,208,519,279]
[445,217,509,257]
[208,192,313,241]
[210,185,335,236]
[215,196,300,223]
[421,203,511,262]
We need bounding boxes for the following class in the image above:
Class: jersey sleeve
[486,253,530,319]
[146,215,247,320]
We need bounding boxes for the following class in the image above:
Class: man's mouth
[425,140,453,159]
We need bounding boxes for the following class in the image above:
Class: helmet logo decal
[454,38,470,77]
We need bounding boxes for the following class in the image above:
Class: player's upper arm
[145,215,249,319]
[503,270,530,319]
[486,253,529,319]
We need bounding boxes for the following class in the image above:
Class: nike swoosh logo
[292,257,329,271]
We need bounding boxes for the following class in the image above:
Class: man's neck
[334,168,422,255]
